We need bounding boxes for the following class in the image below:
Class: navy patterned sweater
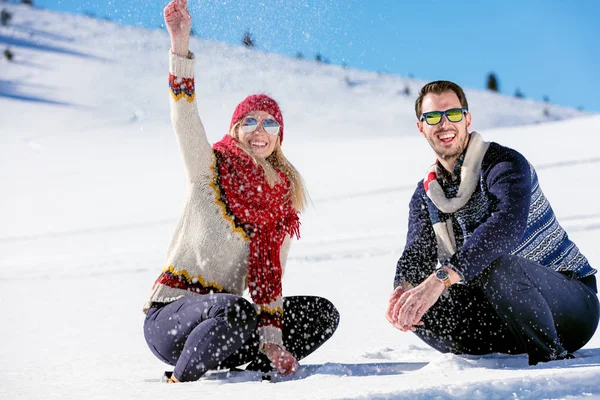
[394,142,596,288]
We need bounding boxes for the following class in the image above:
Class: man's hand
[263,343,300,376]
[386,282,418,331]
[164,0,191,56]
[386,277,444,331]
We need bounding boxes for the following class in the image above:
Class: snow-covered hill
[1,4,599,400]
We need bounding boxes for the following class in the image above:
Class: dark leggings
[144,294,339,381]
[415,255,599,365]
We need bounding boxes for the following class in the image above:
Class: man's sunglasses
[240,116,281,135]
[419,108,468,126]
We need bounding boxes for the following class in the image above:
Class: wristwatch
[434,268,452,290]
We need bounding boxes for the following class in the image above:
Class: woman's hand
[263,343,300,376]
[163,0,191,56]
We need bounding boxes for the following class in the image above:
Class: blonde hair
[229,123,308,213]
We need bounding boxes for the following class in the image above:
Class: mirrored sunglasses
[420,108,468,126]
[240,116,281,135]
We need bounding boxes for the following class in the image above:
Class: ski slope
[1,4,599,399]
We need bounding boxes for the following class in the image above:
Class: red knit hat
[230,94,285,143]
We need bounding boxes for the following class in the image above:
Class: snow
[1,4,599,399]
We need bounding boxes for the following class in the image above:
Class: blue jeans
[144,294,339,381]
[415,255,599,365]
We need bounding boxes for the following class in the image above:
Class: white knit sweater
[143,51,291,348]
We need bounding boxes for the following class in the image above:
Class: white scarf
[423,131,490,261]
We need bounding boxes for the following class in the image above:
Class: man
[386,81,599,365]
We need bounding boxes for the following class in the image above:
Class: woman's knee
[306,296,340,334]
[224,296,258,330]
[283,296,340,332]
[321,298,340,333]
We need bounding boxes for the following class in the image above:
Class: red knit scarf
[212,135,300,304]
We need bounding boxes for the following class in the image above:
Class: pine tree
[486,72,499,92]
[514,88,524,98]
[242,31,254,49]
[4,48,14,61]
[1,9,11,26]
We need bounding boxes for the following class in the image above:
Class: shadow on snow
[9,23,76,44]
[0,33,108,61]
[0,79,73,106]
[149,350,600,385]
[199,361,429,384]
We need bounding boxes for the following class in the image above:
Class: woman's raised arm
[164,0,213,182]
[164,0,191,56]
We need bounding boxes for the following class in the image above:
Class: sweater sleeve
[394,184,438,288]
[255,295,284,351]
[448,149,531,282]
[168,51,214,182]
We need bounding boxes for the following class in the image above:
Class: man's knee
[479,255,523,285]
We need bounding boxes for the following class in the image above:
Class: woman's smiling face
[237,111,280,159]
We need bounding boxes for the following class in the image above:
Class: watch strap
[442,275,451,290]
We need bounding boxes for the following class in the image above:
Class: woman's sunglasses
[240,116,281,135]
[420,108,468,126]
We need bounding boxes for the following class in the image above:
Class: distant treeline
[1,0,34,5]
[1,5,582,110]
[2,1,33,62]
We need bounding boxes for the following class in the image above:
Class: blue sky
[35,0,600,112]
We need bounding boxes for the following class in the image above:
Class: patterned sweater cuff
[169,50,195,78]
[441,260,466,283]
[258,325,283,350]
[256,303,284,350]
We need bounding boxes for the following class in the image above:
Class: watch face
[435,268,450,280]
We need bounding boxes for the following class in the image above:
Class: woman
[143,0,339,383]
